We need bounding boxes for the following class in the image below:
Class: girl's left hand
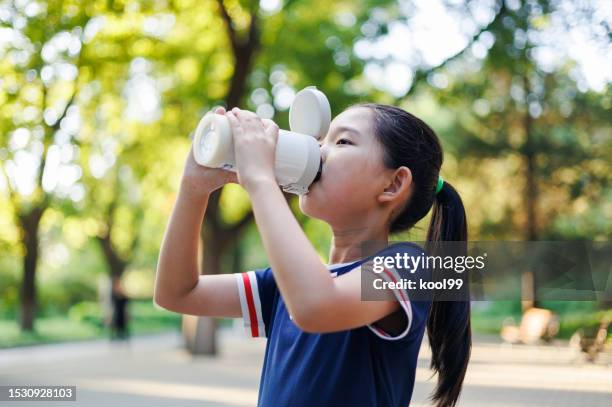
[226,107,279,193]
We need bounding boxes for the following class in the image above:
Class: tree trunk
[19,207,44,332]
[96,233,129,337]
[524,125,538,241]
[97,233,127,280]
[521,74,538,311]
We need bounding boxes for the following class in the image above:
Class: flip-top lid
[289,86,331,140]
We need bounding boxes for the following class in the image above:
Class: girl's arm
[247,178,399,332]
[154,109,242,317]
[154,181,242,317]
[226,109,400,333]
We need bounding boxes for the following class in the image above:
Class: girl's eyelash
[318,138,352,147]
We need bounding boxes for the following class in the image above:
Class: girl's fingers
[232,107,258,122]
[225,112,243,135]
[225,112,247,143]
[214,106,226,114]
[231,107,244,119]
[230,107,265,123]
[262,119,276,129]
[264,120,279,141]
[232,108,264,134]
[228,108,274,142]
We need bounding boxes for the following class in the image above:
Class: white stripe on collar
[327,260,362,278]
[327,260,360,269]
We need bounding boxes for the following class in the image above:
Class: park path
[0,328,610,407]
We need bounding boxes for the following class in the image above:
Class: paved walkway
[0,329,610,406]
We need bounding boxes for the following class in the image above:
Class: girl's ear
[377,166,412,204]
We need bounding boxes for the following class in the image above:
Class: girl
[155,103,471,407]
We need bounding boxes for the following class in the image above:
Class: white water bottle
[192,87,331,195]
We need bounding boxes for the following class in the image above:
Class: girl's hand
[180,107,239,198]
[225,107,279,193]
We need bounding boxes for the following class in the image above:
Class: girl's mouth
[312,161,323,183]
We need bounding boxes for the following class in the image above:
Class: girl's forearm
[247,180,334,319]
[154,182,208,306]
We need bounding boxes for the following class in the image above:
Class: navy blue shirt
[234,242,432,406]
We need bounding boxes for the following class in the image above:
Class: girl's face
[299,106,393,227]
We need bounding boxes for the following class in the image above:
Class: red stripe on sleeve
[241,273,259,337]
[371,324,390,337]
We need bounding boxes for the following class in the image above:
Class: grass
[0,318,103,348]
[0,299,183,349]
[470,301,612,340]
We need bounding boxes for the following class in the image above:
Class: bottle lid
[289,86,331,140]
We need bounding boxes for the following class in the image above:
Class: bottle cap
[289,86,331,140]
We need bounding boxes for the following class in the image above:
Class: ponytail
[426,180,471,407]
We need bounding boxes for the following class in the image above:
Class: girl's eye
[336,138,352,145]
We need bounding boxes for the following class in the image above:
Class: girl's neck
[328,224,389,264]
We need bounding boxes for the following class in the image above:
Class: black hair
[356,103,471,407]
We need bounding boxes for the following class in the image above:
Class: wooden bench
[500,307,560,345]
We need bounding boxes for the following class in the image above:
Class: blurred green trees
[0,0,609,344]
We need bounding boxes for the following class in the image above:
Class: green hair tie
[435,176,444,194]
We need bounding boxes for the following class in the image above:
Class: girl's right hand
[180,107,239,198]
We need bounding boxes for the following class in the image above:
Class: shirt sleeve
[234,267,277,338]
[365,242,431,341]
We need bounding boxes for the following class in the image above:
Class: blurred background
[0,0,610,406]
